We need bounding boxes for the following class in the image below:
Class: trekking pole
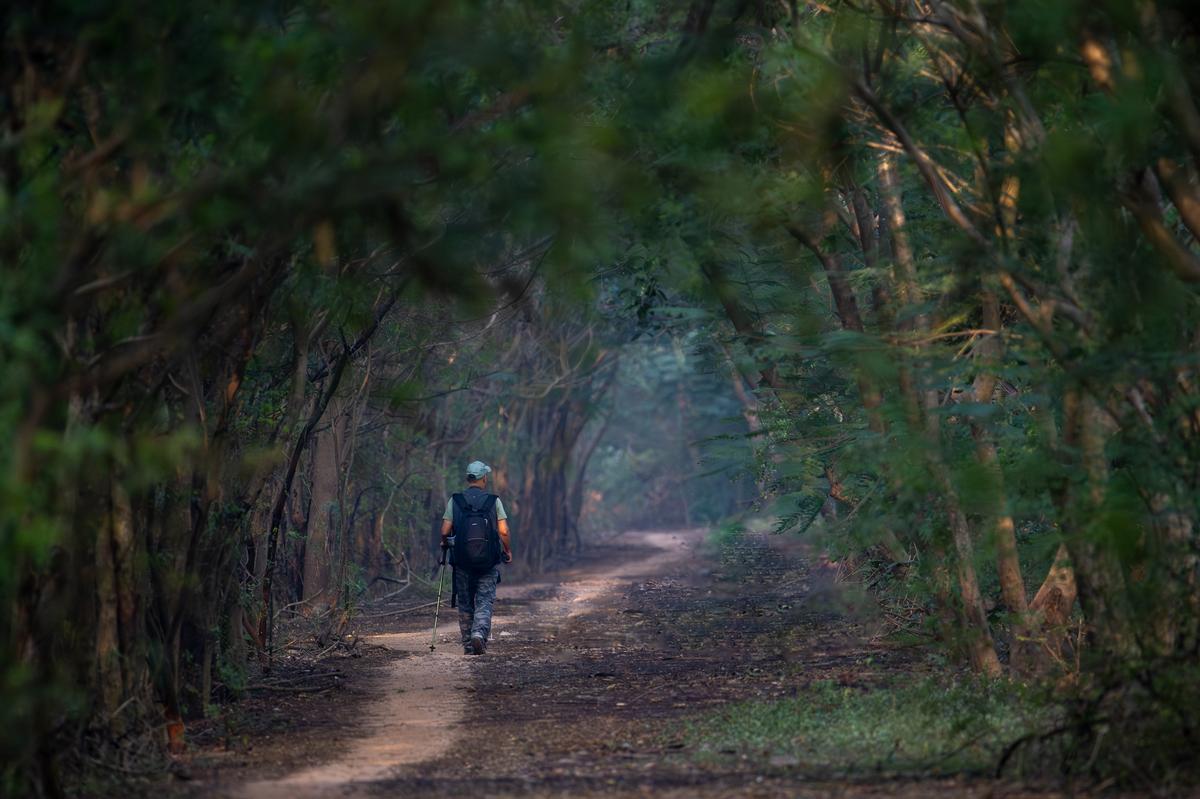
[429,545,448,652]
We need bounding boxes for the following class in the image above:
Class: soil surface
[187,528,1073,799]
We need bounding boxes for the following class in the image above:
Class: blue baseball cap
[466,460,492,479]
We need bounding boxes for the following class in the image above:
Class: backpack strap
[451,493,468,512]
[480,494,498,513]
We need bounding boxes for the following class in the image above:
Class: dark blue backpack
[451,492,501,573]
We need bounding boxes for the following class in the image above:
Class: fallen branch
[251,671,344,687]
[244,683,340,694]
[358,600,439,619]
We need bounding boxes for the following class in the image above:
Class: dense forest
[3,1,1200,795]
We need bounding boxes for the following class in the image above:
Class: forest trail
[206,530,1054,799]
[223,530,701,799]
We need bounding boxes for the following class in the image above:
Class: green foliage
[683,678,1048,776]
[4,0,1200,791]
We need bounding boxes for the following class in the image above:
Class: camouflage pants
[455,566,499,644]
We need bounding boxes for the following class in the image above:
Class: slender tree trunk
[568,400,614,548]
[927,410,1004,676]
[334,363,369,610]
[302,393,349,614]
[968,290,1034,670]
[970,428,1026,614]
[260,348,352,666]
[875,154,1001,674]
[110,478,140,710]
[1021,384,1083,667]
[94,481,123,730]
[1148,488,1199,654]
[784,222,908,561]
[787,220,886,433]
[1062,390,1140,659]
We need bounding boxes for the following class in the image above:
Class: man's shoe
[463,644,473,655]
[470,634,485,655]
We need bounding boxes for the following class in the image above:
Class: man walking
[441,460,512,655]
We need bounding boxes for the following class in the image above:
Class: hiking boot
[470,634,486,655]
[463,644,474,655]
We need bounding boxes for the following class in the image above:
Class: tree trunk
[1029,543,1078,667]
[302,393,349,614]
[1148,489,1199,654]
[928,415,1004,677]
[110,478,140,713]
[1061,390,1139,659]
[787,220,886,433]
[875,154,1001,675]
[968,290,1033,670]
[93,481,123,731]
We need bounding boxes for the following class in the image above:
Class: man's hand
[503,550,513,564]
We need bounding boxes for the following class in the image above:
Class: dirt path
[205,528,1064,799]
[230,630,467,799]
[224,530,701,798]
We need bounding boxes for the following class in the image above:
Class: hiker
[440,460,512,655]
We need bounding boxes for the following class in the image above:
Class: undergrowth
[682,677,1050,778]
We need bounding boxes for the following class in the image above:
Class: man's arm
[497,518,512,561]
[440,518,453,542]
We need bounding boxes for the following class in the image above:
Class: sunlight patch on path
[560,531,696,617]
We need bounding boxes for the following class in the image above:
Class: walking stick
[429,544,449,652]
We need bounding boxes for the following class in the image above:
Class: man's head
[465,460,492,487]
